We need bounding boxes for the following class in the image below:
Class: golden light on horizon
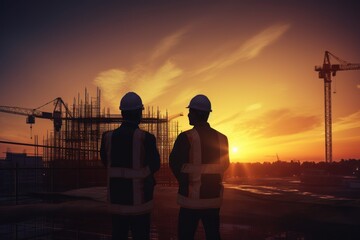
[230,144,242,162]
[232,146,239,153]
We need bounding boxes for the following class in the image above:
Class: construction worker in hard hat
[170,94,230,240]
[100,92,160,240]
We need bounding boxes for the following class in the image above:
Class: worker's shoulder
[139,129,156,139]
[179,129,195,138]
[194,125,227,138]
[210,127,228,140]
[101,130,113,137]
[215,128,227,138]
[182,129,193,134]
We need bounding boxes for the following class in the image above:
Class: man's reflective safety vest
[104,128,153,215]
[178,128,228,209]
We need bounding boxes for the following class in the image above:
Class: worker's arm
[145,133,161,174]
[222,136,230,172]
[169,133,190,181]
[100,132,108,167]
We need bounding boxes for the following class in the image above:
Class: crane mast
[315,51,360,163]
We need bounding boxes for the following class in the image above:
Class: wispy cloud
[196,23,290,74]
[169,88,200,108]
[94,23,290,109]
[213,112,242,127]
[138,61,182,103]
[246,103,263,112]
[333,110,360,132]
[150,28,188,61]
[235,23,290,61]
[213,103,262,127]
[236,108,321,138]
[94,61,182,108]
[94,29,187,108]
[93,69,127,108]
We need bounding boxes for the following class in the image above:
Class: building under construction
[1,88,181,191]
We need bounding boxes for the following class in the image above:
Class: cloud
[213,112,242,127]
[246,103,263,112]
[357,84,360,89]
[213,103,262,127]
[170,88,199,108]
[94,61,182,108]
[94,29,188,108]
[150,28,188,61]
[235,23,290,61]
[236,108,322,138]
[333,110,360,132]
[196,23,290,74]
[93,69,127,108]
[138,61,183,103]
[93,24,290,109]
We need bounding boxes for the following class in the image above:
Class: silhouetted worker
[169,94,230,240]
[100,92,160,240]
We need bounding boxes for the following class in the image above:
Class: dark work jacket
[100,121,160,207]
[169,122,229,208]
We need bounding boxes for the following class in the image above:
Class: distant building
[0,152,44,203]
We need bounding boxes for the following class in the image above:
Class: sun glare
[232,147,239,153]
[230,146,241,162]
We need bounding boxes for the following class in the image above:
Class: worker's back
[106,122,159,206]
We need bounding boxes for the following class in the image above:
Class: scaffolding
[40,88,179,190]
[42,88,179,161]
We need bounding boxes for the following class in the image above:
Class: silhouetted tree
[225,159,360,180]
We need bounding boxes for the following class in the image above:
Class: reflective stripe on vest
[105,128,152,214]
[178,128,227,208]
[132,128,145,206]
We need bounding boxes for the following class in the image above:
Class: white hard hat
[120,92,144,111]
[187,94,212,112]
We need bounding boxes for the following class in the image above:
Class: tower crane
[0,97,71,136]
[315,51,360,163]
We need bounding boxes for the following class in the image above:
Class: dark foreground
[1,178,360,240]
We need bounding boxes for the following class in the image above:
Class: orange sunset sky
[0,1,359,162]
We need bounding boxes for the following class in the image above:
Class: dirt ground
[1,183,360,239]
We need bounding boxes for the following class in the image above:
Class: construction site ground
[1,178,360,240]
